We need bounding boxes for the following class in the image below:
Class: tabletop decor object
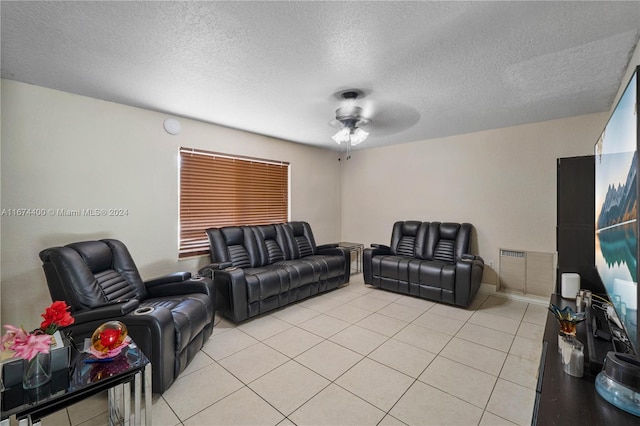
[1,301,75,389]
[85,321,130,360]
[549,303,586,336]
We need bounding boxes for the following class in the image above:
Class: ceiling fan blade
[366,101,421,136]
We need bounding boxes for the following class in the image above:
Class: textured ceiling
[2,1,639,151]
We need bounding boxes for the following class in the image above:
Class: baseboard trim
[478,282,548,306]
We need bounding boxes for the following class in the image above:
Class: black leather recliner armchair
[363,221,484,308]
[39,239,216,394]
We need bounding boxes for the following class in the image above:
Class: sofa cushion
[206,227,255,268]
[66,240,147,303]
[284,221,317,259]
[143,293,213,353]
[244,267,290,304]
[371,256,455,291]
[372,255,423,284]
[298,255,346,280]
[433,240,455,263]
[425,222,470,262]
[253,225,288,265]
[417,261,455,290]
[271,260,319,287]
[389,221,430,258]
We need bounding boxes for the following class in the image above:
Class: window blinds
[179,148,289,258]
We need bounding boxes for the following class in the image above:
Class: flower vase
[23,351,52,389]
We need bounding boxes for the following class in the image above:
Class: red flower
[40,301,75,333]
[2,302,75,361]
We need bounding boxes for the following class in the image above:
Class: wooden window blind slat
[179,147,289,258]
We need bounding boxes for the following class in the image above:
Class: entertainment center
[534,295,638,424]
[536,66,640,422]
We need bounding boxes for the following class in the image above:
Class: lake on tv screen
[595,224,638,351]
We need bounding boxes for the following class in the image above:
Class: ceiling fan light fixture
[350,128,369,146]
[331,126,369,146]
[332,127,350,144]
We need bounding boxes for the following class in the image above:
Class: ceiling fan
[329,88,421,148]
[330,90,371,146]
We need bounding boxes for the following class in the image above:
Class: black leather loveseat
[199,221,350,322]
[363,221,484,308]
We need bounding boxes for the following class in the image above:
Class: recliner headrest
[220,227,244,246]
[439,223,461,240]
[255,225,278,240]
[401,221,422,236]
[288,221,304,236]
[39,247,61,263]
[66,241,113,273]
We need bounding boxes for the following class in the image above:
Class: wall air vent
[500,249,525,258]
[499,249,556,297]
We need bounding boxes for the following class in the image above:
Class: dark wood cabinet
[533,294,638,425]
[556,156,604,293]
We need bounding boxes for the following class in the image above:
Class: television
[594,65,639,356]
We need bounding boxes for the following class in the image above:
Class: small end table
[1,341,152,426]
[337,242,364,274]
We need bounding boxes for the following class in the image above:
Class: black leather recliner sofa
[363,221,484,308]
[39,239,216,394]
[199,221,350,322]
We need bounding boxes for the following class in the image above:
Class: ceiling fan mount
[334,104,371,128]
[338,90,362,101]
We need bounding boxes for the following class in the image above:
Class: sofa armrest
[209,268,248,322]
[461,253,484,263]
[317,243,338,250]
[363,245,393,284]
[198,262,234,278]
[145,271,191,287]
[371,244,391,251]
[315,247,345,256]
[366,246,392,256]
[454,255,484,307]
[70,299,140,324]
[146,275,216,301]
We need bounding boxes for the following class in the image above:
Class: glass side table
[1,341,152,426]
[337,242,364,274]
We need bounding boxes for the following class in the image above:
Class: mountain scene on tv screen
[597,154,638,229]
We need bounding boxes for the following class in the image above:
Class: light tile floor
[39,275,547,426]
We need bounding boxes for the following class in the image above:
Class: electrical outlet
[488,260,495,269]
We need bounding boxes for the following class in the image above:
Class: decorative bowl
[549,303,587,336]
[89,321,130,359]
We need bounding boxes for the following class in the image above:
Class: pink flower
[11,333,52,361]
[1,325,28,349]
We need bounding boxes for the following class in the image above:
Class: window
[179,147,289,258]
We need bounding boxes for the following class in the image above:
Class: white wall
[341,43,640,288]
[0,80,342,328]
[340,113,607,286]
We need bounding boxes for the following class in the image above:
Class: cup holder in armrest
[133,306,155,315]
